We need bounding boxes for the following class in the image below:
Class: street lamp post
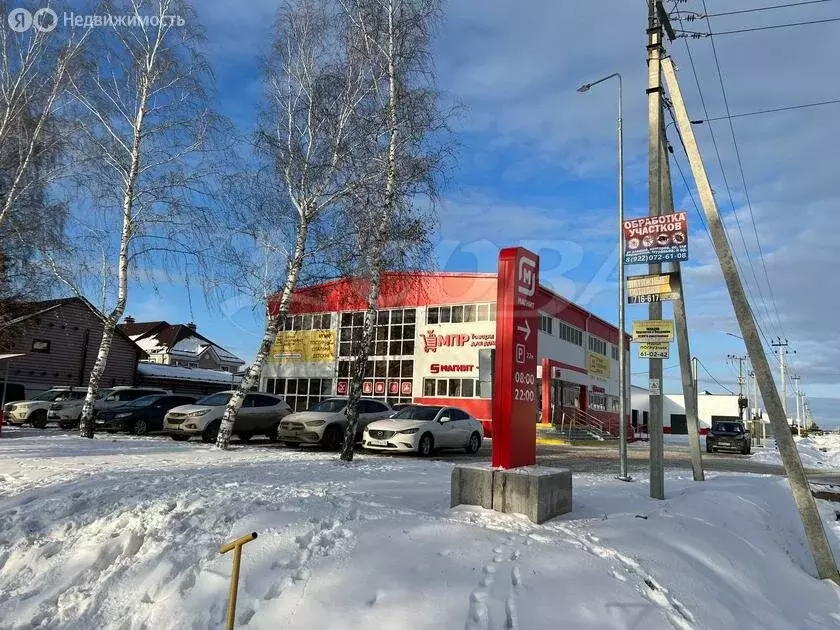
[578,73,631,482]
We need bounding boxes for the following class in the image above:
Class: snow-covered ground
[751,433,840,470]
[2,428,840,630]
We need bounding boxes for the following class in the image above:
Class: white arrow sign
[517,319,531,341]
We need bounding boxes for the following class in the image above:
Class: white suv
[276,398,393,450]
[3,387,87,428]
[164,391,291,443]
[48,386,169,429]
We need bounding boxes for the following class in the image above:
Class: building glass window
[558,322,583,346]
[589,392,607,412]
[611,345,619,360]
[267,378,333,412]
[588,335,607,356]
[477,304,489,321]
[538,314,553,334]
[424,378,436,396]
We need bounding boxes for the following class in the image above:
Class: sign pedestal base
[451,464,572,524]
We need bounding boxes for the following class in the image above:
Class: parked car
[48,386,170,429]
[164,391,291,443]
[363,404,484,456]
[389,403,414,415]
[3,387,87,428]
[276,398,393,449]
[706,419,751,454]
[96,394,197,435]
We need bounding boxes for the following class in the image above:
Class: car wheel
[133,419,149,436]
[465,431,481,454]
[30,410,48,429]
[170,434,190,442]
[743,442,751,455]
[237,432,254,444]
[267,422,281,443]
[322,425,343,451]
[417,433,434,457]
[201,421,221,444]
[706,444,713,453]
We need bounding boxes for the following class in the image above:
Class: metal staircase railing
[555,407,616,440]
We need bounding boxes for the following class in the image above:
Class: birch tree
[0,0,87,232]
[214,0,369,449]
[67,0,220,438]
[339,0,451,461]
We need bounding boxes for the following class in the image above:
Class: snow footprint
[465,590,490,630]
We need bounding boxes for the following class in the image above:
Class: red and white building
[260,272,630,436]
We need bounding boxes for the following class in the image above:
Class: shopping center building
[260,272,630,436]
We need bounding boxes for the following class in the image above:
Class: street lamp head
[577,83,591,93]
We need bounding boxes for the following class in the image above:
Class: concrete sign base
[451,464,572,524]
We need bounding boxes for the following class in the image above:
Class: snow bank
[2,428,840,629]
[751,434,840,470]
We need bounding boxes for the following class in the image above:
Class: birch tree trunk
[216,217,309,448]
[341,0,400,461]
[79,76,148,438]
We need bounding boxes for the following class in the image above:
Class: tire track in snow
[554,525,695,630]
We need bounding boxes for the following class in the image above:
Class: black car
[96,394,197,435]
[706,420,751,454]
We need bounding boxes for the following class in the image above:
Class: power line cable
[677,17,840,37]
[696,358,736,394]
[702,0,834,18]
[669,2,787,352]
[701,0,788,342]
[691,97,840,122]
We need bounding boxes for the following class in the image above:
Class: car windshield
[96,389,114,400]
[127,395,165,407]
[196,392,232,406]
[391,405,442,421]
[310,399,346,413]
[713,422,742,433]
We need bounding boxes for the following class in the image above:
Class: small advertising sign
[627,271,681,304]
[638,342,671,360]
[624,211,688,265]
[632,320,675,343]
[649,378,661,395]
[587,352,611,379]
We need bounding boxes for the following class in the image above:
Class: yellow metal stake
[220,532,258,630]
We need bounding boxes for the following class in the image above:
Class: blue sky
[120,0,840,427]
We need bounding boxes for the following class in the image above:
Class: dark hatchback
[706,420,751,455]
[96,394,197,435]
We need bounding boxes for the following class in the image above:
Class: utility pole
[749,368,763,446]
[662,134,704,481]
[792,374,802,436]
[646,0,666,500]
[728,354,747,422]
[771,339,791,419]
[663,54,840,583]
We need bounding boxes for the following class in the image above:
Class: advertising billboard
[624,211,688,265]
[587,352,611,379]
[268,330,336,364]
[627,271,681,304]
[632,320,675,343]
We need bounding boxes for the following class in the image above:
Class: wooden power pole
[662,54,839,583]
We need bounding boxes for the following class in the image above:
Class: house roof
[120,321,244,365]
[137,361,242,385]
[0,297,147,357]
[120,320,168,340]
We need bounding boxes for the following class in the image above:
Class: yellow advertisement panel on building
[587,352,611,379]
[268,330,336,364]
